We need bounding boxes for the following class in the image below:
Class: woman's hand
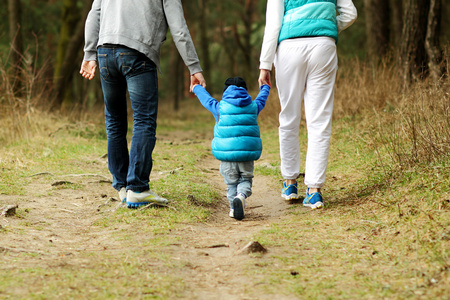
[258,69,271,87]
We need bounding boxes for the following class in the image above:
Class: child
[193,77,270,220]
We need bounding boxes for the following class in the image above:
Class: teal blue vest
[279,0,338,43]
[212,101,262,162]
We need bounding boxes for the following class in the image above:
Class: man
[80,0,206,208]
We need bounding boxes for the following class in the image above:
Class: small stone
[237,241,267,255]
[1,205,18,217]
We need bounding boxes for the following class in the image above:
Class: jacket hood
[222,86,252,106]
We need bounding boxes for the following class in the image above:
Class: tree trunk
[8,0,24,95]
[364,0,390,60]
[425,0,444,81]
[233,0,256,84]
[219,20,237,77]
[174,53,184,111]
[53,0,92,108]
[389,0,403,49]
[53,0,82,107]
[170,41,185,112]
[198,0,211,92]
[398,0,430,86]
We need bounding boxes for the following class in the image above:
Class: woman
[258,0,357,209]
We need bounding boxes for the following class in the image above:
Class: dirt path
[4,132,448,299]
[169,155,294,299]
[1,135,299,299]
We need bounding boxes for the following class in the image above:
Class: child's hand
[190,72,206,92]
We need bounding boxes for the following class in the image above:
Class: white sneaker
[118,187,127,203]
[229,209,234,218]
[126,189,169,208]
[232,193,246,220]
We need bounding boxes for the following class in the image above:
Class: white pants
[274,37,338,188]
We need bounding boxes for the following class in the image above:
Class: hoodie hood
[222,86,252,107]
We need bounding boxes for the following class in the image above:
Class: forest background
[1,0,449,115]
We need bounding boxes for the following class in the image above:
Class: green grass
[0,94,449,299]
[253,202,448,298]
[0,133,108,195]
[251,112,449,299]
[0,107,225,298]
[0,255,185,299]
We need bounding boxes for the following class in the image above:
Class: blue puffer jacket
[212,98,262,162]
[193,84,270,162]
[279,0,338,43]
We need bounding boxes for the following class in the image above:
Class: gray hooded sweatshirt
[83,0,202,75]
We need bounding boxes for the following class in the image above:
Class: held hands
[258,69,271,88]
[80,60,98,80]
[80,61,207,93]
[190,72,206,92]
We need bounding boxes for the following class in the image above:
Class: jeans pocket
[98,53,109,80]
[120,52,152,77]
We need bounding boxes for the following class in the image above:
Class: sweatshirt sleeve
[83,0,101,61]
[259,0,284,71]
[336,0,358,32]
[193,85,219,122]
[163,0,202,75]
[254,85,271,114]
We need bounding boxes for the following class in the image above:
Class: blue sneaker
[281,182,299,201]
[126,190,169,208]
[303,189,323,209]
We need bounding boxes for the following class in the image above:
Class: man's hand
[190,72,206,92]
[80,60,97,80]
[258,69,271,87]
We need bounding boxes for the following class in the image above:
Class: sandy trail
[1,137,299,299]
[168,155,297,299]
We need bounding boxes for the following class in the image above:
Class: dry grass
[258,50,449,172]
[0,54,448,298]
[252,58,449,298]
[373,81,450,168]
[258,55,402,126]
[334,56,400,118]
[0,48,52,144]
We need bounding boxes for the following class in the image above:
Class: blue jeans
[219,161,254,208]
[98,46,158,192]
